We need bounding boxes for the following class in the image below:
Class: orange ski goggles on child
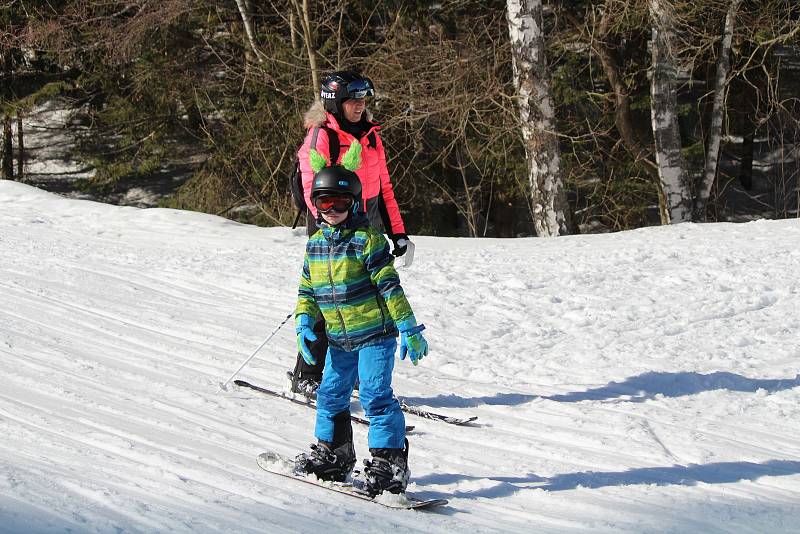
[314,195,354,214]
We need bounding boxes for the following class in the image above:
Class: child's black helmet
[311,166,362,201]
[320,71,375,116]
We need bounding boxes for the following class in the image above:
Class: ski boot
[294,410,355,482]
[353,438,411,497]
[287,370,321,399]
[294,440,356,482]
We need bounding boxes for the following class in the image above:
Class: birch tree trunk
[649,0,693,224]
[506,0,572,237]
[695,0,742,220]
[289,11,298,51]
[234,0,262,63]
[292,0,320,98]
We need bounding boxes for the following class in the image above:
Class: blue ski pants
[315,336,406,449]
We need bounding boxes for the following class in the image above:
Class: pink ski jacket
[298,101,406,237]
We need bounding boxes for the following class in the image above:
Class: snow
[1,179,799,533]
[20,100,94,187]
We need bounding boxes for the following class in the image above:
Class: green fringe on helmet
[309,149,328,174]
[309,141,361,175]
[340,142,362,172]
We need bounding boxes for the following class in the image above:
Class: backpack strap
[311,126,340,165]
[310,127,321,149]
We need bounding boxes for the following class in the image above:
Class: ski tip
[448,416,479,425]
[415,498,449,509]
[384,495,449,510]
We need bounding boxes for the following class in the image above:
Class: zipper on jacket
[327,235,351,350]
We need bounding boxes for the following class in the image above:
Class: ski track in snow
[1,181,799,533]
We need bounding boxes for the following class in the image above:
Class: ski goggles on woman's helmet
[314,195,354,214]
[346,78,374,99]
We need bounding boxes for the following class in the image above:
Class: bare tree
[291,0,320,96]
[507,0,572,236]
[695,0,742,220]
[589,3,656,173]
[649,0,693,224]
[234,0,263,63]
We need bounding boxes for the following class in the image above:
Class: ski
[232,380,416,432]
[398,399,478,426]
[286,372,478,426]
[256,451,448,510]
[351,388,478,426]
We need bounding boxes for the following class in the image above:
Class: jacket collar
[323,112,381,140]
[319,211,370,241]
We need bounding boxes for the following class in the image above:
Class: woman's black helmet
[310,165,362,201]
[320,71,375,116]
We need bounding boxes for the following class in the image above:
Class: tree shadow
[546,371,800,403]
[412,459,800,501]
[401,372,800,409]
[398,392,538,409]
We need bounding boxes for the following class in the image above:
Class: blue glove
[296,314,318,365]
[397,320,428,366]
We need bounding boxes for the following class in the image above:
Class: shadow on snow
[401,371,800,408]
[545,371,800,403]
[413,460,800,500]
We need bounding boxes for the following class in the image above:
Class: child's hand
[296,314,318,365]
[399,324,428,366]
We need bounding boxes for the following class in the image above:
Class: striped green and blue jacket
[295,216,414,351]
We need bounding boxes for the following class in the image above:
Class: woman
[288,70,413,396]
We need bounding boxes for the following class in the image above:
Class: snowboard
[256,451,448,510]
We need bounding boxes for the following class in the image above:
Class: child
[293,143,429,497]
[288,71,412,398]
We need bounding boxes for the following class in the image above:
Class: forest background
[1,0,798,237]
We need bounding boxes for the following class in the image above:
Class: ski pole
[217,312,293,392]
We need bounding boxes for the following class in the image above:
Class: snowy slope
[1,180,799,534]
